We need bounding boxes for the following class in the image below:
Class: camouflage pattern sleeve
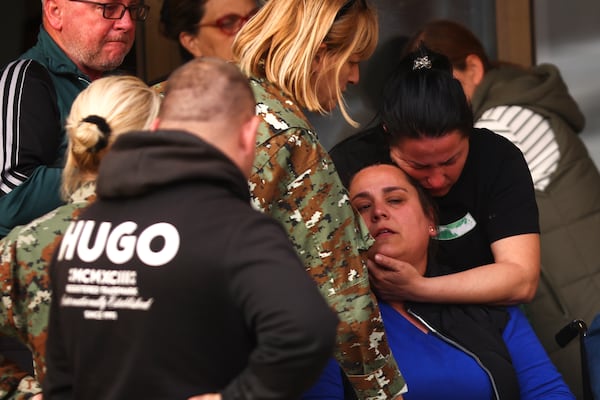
[150,80,166,99]
[0,230,50,399]
[0,184,94,399]
[248,79,406,399]
[0,362,41,400]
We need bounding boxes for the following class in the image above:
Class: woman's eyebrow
[350,191,371,202]
[351,185,408,202]
[382,186,408,194]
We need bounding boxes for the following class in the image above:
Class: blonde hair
[62,75,161,200]
[232,0,378,126]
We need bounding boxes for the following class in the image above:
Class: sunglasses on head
[335,0,367,21]
[197,7,259,36]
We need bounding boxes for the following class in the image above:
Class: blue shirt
[304,304,574,399]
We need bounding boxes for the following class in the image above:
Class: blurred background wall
[534,0,600,167]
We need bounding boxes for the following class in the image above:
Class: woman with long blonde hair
[232,1,405,398]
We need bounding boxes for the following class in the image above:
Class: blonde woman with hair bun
[62,75,161,199]
[232,0,405,398]
[0,75,160,399]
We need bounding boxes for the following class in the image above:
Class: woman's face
[312,53,361,112]
[350,164,435,273]
[182,0,257,61]
[390,130,469,197]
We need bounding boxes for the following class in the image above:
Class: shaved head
[157,57,260,178]
[160,57,255,127]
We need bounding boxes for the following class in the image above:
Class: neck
[81,68,103,81]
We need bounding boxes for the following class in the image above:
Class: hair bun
[81,115,112,154]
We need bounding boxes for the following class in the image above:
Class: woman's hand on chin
[367,253,424,303]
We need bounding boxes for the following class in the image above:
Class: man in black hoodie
[43,57,338,400]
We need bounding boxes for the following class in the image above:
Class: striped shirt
[475,105,559,191]
[0,59,36,195]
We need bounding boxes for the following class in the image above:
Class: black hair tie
[81,115,112,154]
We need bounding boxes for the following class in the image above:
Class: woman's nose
[371,204,388,220]
[348,65,360,85]
[427,170,446,188]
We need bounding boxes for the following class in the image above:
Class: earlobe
[465,54,485,86]
[44,0,63,30]
[238,115,260,177]
[179,32,203,58]
[150,118,160,131]
[240,116,260,151]
[428,224,437,237]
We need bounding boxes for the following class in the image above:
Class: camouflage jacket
[248,77,406,399]
[150,79,166,98]
[0,182,96,399]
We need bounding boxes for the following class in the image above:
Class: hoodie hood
[96,129,249,201]
[472,63,585,133]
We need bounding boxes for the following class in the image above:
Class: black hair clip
[81,115,112,154]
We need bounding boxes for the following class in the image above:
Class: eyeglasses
[197,7,259,36]
[69,0,150,21]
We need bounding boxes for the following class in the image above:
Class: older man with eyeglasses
[0,0,148,396]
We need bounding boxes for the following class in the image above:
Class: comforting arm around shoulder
[370,233,540,305]
[489,233,540,303]
[422,233,540,304]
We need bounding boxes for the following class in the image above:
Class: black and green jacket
[0,27,91,237]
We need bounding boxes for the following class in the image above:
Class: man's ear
[44,0,64,30]
[465,54,485,87]
[150,117,160,131]
[240,115,260,153]
[237,115,260,177]
[179,32,204,58]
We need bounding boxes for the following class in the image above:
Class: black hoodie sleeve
[43,251,74,400]
[222,216,339,400]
